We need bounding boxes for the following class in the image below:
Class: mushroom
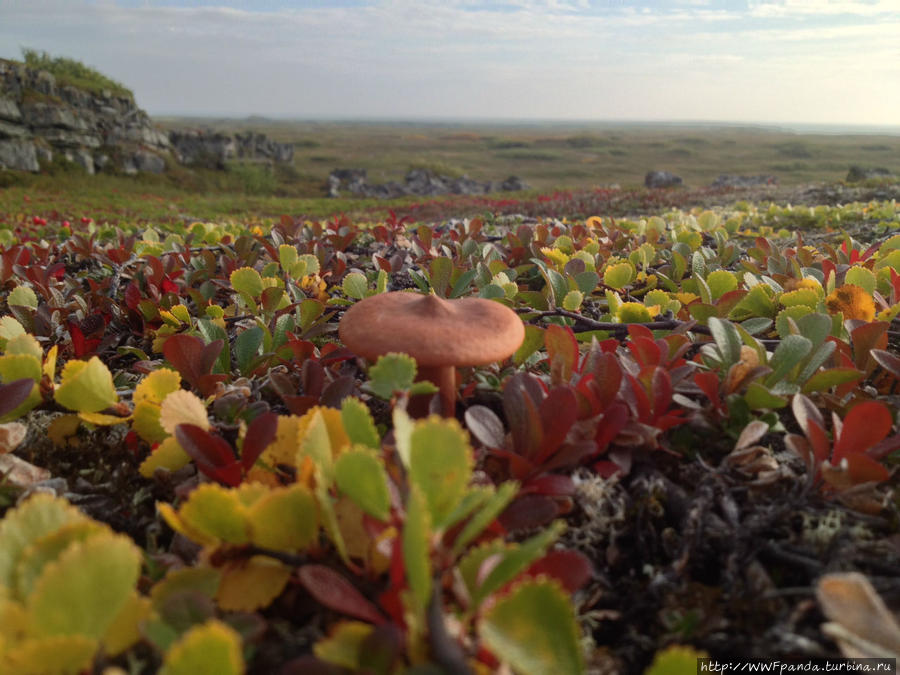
[339,292,525,417]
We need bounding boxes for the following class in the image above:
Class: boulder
[169,129,235,169]
[0,119,29,139]
[132,149,166,174]
[846,166,894,183]
[65,149,94,175]
[0,139,39,172]
[500,176,528,191]
[645,170,683,189]
[711,175,777,189]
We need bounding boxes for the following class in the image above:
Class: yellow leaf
[79,411,129,426]
[138,437,191,478]
[157,503,218,548]
[54,357,118,414]
[133,368,181,405]
[160,620,245,675]
[313,621,374,669]
[176,484,249,545]
[216,556,291,612]
[159,390,209,435]
[132,401,168,444]
[3,634,97,675]
[247,484,318,552]
[103,591,151,656]
[47,415,81,447]
[3,334,42,361]
[42,345,57,381]
[825,284,876,322]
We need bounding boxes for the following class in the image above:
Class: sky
[1,0,899,127]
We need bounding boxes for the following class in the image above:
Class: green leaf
[708,317,742,369]
[0,316,26,350]
[562,290,584,311]
[743,382,788,410]
[706,270,737,301]
[196,319,230,373]
[313,620,374,669]
[645,645,709,675]
[28,534,141,640]
[343,272,369,300]
[229,267,264,298]
[603,261,635,290]
[177,485,249,545]
[278,244,298,272]
[234,326,264,374]
[367,353,418,400]
[341,397,380,449]
[298,254,320,277]
[0,494,88,592]
[729,284,776,321]
[449,269,478,299]
[429,257,453,297]
[845,266,876,295]
[335,447,391,521]
[479,579,584,675]
[402,486,431,618]
[298,410,334,482]
[472,521,564,606]
[297,298,325,331]
[514,325,545,366]
[54,357,118,414]
[451,482,519,557]
[740,317,773,336]
[802,367,864,394]
[160,620,244,675]
[8,286,38,309]
[765,334,812,386]
[247,485,319,552]
[409,418,473,530]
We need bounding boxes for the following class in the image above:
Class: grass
[18,49,134,100]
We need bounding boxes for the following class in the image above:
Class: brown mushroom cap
[338,292,524,366]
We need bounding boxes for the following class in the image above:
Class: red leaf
[850,321,888,372]
[522,474,575,497]
[503,374,544,460]
[650,367,673,422]
[694,371,723,411]
[545,324,579,382]
[124,282,142,312]
[498,494,559,531]
[160,276,178,294]
[627,336,662,368]
[163,334,206,387]
[833,401,892,462]
[174,424,242,487]
[200,340,224,377]
[0,379,35,417]
[536,387,578,464]
[297,565,385,625]
[596,402,629,452]
[241,412,278,471]
[585,351,622,409]
[524,550,593,594]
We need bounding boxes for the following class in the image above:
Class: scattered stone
[846,166,894,183]
[0,453,51,489]
[645,170,683,189]
[711,174,777,188]
[132,149,166,174]
[327,168,528,199]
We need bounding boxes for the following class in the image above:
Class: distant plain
[156,118,900,192]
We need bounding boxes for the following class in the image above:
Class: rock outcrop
[645,170,683,189]
[0,59,169,174]
[327,168,527,199]
[0,59,294,175]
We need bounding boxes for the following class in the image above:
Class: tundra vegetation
[1,131,900,673]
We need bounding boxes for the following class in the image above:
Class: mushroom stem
[413,365,456,418]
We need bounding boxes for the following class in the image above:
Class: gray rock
[846,166,894,183]
[0,119,29,139]
[40,128,101,149]
[65,149,94,174]
[93,153,110,171]
[34,143,52,164]
[21,102,80,130]
[169,129,235,168]
[132,149,166,174]
[711,174,777,189]
[645,170,683,189]
[500,175,528,191]
[0,97,22,123]
[31,70,56,96]
[0,139,39,172]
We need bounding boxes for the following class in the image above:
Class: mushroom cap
[338,292,525,367]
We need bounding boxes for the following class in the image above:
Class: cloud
[0,0,897,124]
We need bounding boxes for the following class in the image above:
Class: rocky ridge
[0,59,293,175]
